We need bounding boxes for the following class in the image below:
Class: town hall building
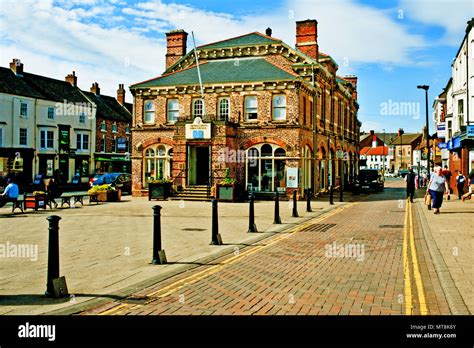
[130,19,361,198]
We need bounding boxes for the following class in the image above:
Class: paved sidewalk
[414,192,473,314]
[0,193,351,315]
[82,184,448,316]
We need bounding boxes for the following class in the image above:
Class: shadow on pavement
[0,293,123,306]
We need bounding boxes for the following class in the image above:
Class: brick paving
[82,181,452,315]
[0,194,344,315]
[413,191,473,314]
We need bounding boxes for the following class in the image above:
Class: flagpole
[191,31,205,115]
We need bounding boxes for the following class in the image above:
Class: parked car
[384,172,396,178]
[88,173,103,187]
[354,169,384,192]
[91,173,132,194]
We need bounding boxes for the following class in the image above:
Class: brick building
[130,20,360,198]
[83,83,132,174]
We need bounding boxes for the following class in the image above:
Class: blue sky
[0,0,473,134]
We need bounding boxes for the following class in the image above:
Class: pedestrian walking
[461,169,474,202]
[427,166,450,214]
[442,165,453,194]
[456,171,466,199]
[405,167,416,203]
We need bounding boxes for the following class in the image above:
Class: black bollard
[210,199,223,245]
[274,190,281,224]
[306,188,312,212]
[329,185,334,205]
[248,193,258,232]
[152,205,167,264]
[339,184,344,202]
[45,215,68,298]
[292,190,299,217]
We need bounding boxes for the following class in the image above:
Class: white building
[360,145,392,172]
[0,59,96,186]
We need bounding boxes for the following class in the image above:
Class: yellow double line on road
[99,203,354,315]
[403,200,427,315]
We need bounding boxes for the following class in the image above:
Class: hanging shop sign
[437,123,446,138]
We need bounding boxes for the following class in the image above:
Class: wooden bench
[60,191,88,207]
[11,194,25,214]
[60,192,99,207]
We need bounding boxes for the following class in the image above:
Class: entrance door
[58,155,69,183]
[188,146,210,185]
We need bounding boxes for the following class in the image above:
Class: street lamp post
[382,128,386,175]
[417,85,431,174]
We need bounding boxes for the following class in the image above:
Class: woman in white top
[427,166,450,214]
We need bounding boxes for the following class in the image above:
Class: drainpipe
[312,64,318,193]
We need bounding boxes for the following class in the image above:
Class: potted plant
[148,178,172,200]
[88,184,119,202]
[216,169,237,201]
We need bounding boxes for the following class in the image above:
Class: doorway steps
[171,185,213,201]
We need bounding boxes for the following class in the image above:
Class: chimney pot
[265,27,272,37]
[165,29,188,70]
[344,75,358,100]
[65,71,77,87]
[90,82,100,95]
[117,83,125,105]
[10,58,24,76]
[295,19,318,61]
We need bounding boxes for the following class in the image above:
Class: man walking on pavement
[405,167,417,203]
[456,171,466,199]
[442,165,453,195]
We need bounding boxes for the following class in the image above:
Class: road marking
[408,201,428,315]
[403,200,413,315]
[98,202,356,315]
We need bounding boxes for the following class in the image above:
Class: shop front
[95,153,131,175]
[0,148,34,188]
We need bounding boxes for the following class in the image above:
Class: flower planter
[96,190,121,202]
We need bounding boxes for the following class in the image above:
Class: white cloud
[0,0,445,98]
[399,0,473,45]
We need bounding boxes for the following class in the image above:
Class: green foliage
[88,184,115,194]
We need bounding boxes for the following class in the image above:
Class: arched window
[143,144,173,188]
[246,144,287,192]
[218,98,230,121]
[193,99,204,118]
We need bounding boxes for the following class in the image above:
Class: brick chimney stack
[65,71,77,87]
[166,29,188,70]
[117,84,125,105]
[10,58,24,76]
[90,82,100,95]
[295,20,318,61]
[344,75,358,100]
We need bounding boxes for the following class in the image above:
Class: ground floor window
[75,157,89,177]
[246,144,286,192]
[144,144,173,188]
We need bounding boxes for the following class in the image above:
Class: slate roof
[198,32,281,50]
[83,91,131,122]
[0,67,90,104]
[132,57,296,89]
[390,133,422,145]
[0,67,45,99]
